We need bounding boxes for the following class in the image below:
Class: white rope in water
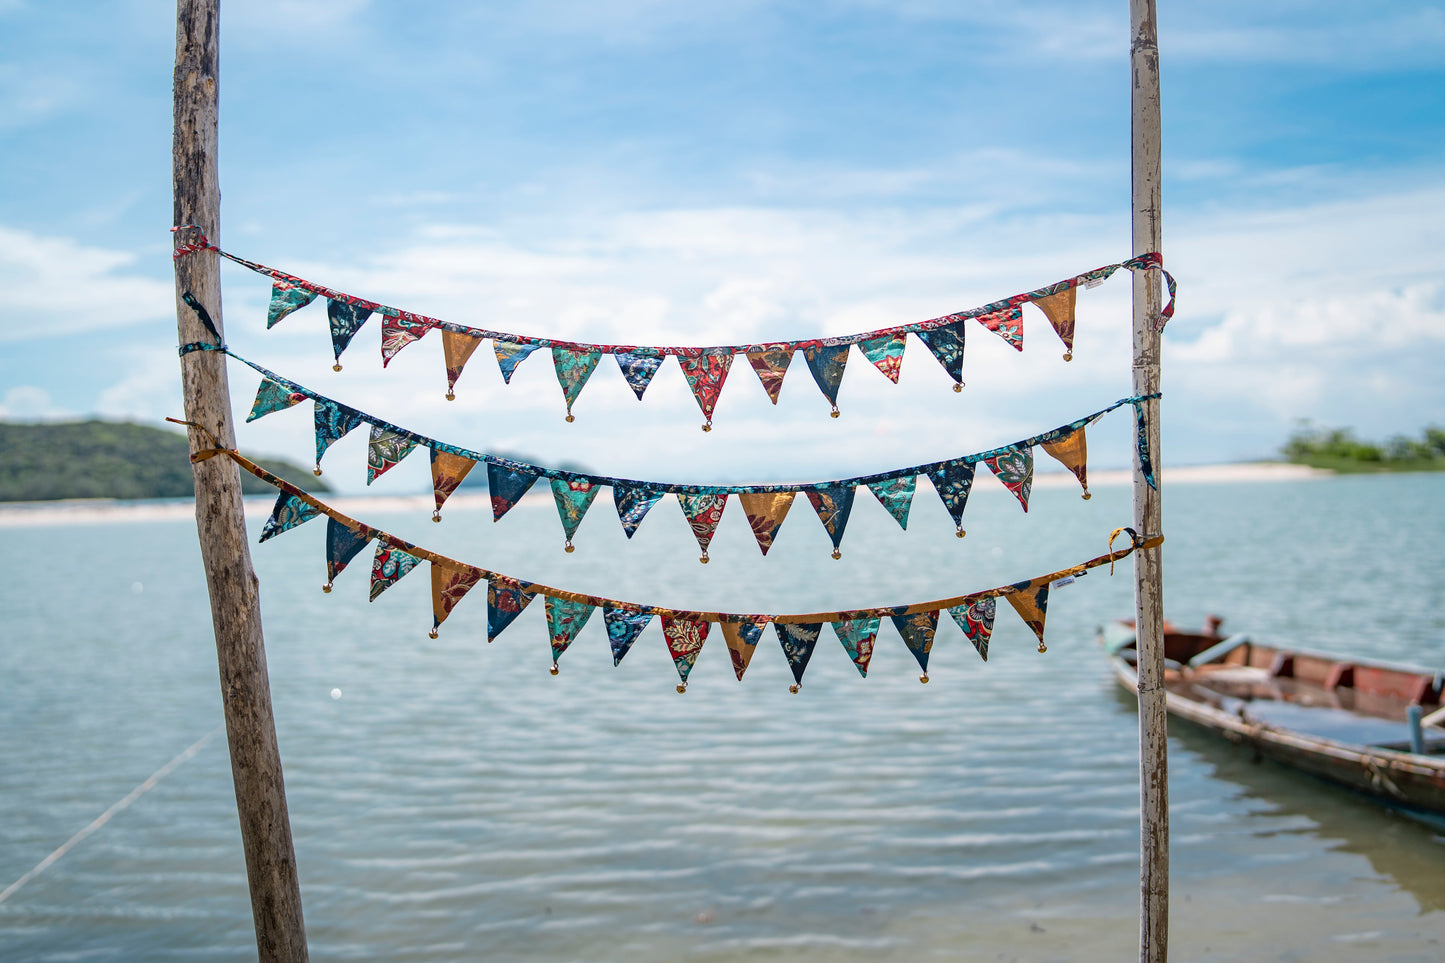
[0,725,224,906]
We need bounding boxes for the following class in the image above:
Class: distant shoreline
[0,462,1333,528]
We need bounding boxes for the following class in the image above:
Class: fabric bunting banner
[189,235,1174,425]
[197,442,1161,692]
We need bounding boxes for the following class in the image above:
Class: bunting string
[210,344,1159,559]
[175,429,1160,692]
[171,226,1177,427]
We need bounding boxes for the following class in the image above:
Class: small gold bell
[564,540,575,554]
[699,552,709,564]
[313,466,323,476]
[1063,351,1073,362]
[953,383,963,393]
[955,527,966,539]
[429,628,439,639]
[550,663,560,676]
[919,673,929,684]
[1082,490,1092,501]
[676,683,688,694]
[1037,641,1047,654]
[432,510,441,523]
[788,684,800,694]
[333,363,342,372]
[830,407,840,419]
[565,410,575,423]
[831,549,842,560]
[322,582,332,594]
[701,422,712,432]
[446,387,455,401]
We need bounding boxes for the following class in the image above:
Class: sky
[2,0,1443,494]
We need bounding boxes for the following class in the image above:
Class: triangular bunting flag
[486,461,539,521]
[430,449,478,519]
[737,491,796,556]
[1040,425,1089,497]
[983,445,1034,512]
[926,460,975,532]
[614,351,664,399]
[866,475,915,530]
[327,299,374,366]
[662,617,710,690]
[550,478,600,548]
[948,596,996,662]
[775,622,823,691]
[745,346,794,404]
[891,610,939,679]
[806,486,855,558]
[858,333,906,383]
[369,542,421,601]
[977,306,1024,351]
[552,347,601,420]
[367,426,419,485]
[1032,286,1077,360]
[603,605,653,666]
[545,596,595,666]
[487,575,538,642]
[494,341,539,384]
[832,617,881,677]
[1005,578,1051,651]
[676,351,733,429]
[324,517,371,587]
[246,378,307,423]
[259,492,320,542]
[379,308,433,365]
[314,400,364,471]
[613,484,663,539]
[719,618,768,681]
[915,321,966,388]
[430,560,483,636]
[442,330,485,398]
[265,280,317,328]
[677,492,727,561]
[803,343,849,413]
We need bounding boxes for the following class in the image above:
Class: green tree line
[1282,422,1445,473]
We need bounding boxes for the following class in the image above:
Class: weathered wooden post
[1129,1,1167,960]
[172,1,310,958]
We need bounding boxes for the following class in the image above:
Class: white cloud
[0,385,72,421]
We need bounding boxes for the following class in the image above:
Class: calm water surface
[2,473,1444,961]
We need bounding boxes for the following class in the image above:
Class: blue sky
[2,1,1443,492]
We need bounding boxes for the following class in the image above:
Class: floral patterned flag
[745,346,794,404]
[865,475,915,530]
[545,596,595,665]
[738,491,796,556]
[265,280,317,328]
[1040,426,1089,497]
[430,449,478,518]
[379,308,433,365]
[246,378,307,423]
[806,486,855,557]
[551,478,600,546]
[775,622,823,689]
[442,330,485,396]
[925,460,975,530]
[366,426,419,485]
[858,333,906,383]
[1032,286,1077,359]
[431,560,483,635]
[662,616,710,688]
[603,605,653,665]
[552,347,602,419]
[327,299,374,364]
[677,492,728,560]
[983,444,1034,512]
[325,518,371,585]
[613,483,663,539]
[314,400,364,470]
[614,351,664,399]
[803,343,850,412]
[891,610,939,677]
[1004,578,1051,648]
[948,596,996,662]
[369,542,421,601]
[494,341,539,384]
[676,351,733,428]
[486,461,538,521]
[487,575,538,642]
[719,618,768,681]
[915,321,966,387]
[977,306,1024,351]
[832,616,881,677]
[259,492,320,542]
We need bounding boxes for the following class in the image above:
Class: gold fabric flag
[746,346,794,404]
[442,330,485,397]
[1004,578,1051,649]
[1032,287,1077,360]
[430,559,483,635]
[719,618,769,681]
[737,491,796,556]
[1040,426,1089,498]
[430,449,478,518]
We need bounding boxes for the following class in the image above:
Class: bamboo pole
[1129,1,1168,961]
[172,1,310,959]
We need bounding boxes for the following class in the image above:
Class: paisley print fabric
[806,486,855,553]
[803,343,849,408]
[948,596,996,662]
[442,330,484,392]
[858,333,905,383]
[369,542,421,601]
[1040,426,1088,495]
[914,321,966,386]
[737,491,796,556]
[430,449,477,514]
[720,619,767,681]
[325,517,371,582]
[552,347,601,411]
[545,596,595,664]
[603,605,653,665]
[613,484,663,539]
[925,461,975,527]
[551,478,600,541]
[487,576,538,642]
[366,426,419,485]
[431,560,483,633]
[983,445,1033,512]
[379,308,434,365]
[866,475,915,530]
[327,298,374,362]
[1004,578,1050,645]
[614,351,664,399]
[259,492,320,542]
[246,377,307,422]
[662,617,710,685]
[745,346,794,404]
[1031,287,1076,356]
[314,400,364,468]
[266,280,317,328]
[832,616,881,677]
[494,341,539,384]
[775,622,823,686]
[676,351,733,425]
[891,610,938,674]
[487,461,539,521]
[977,305,1024,351]
[677,493,728,555]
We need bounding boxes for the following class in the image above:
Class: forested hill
[0,420,329,502]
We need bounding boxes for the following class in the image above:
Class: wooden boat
[1100,617,1445,826]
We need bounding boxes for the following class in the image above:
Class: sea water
[1,472,1443,961]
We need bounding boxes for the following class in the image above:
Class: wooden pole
[172,2,310,959]
[1129,2,1167,961]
